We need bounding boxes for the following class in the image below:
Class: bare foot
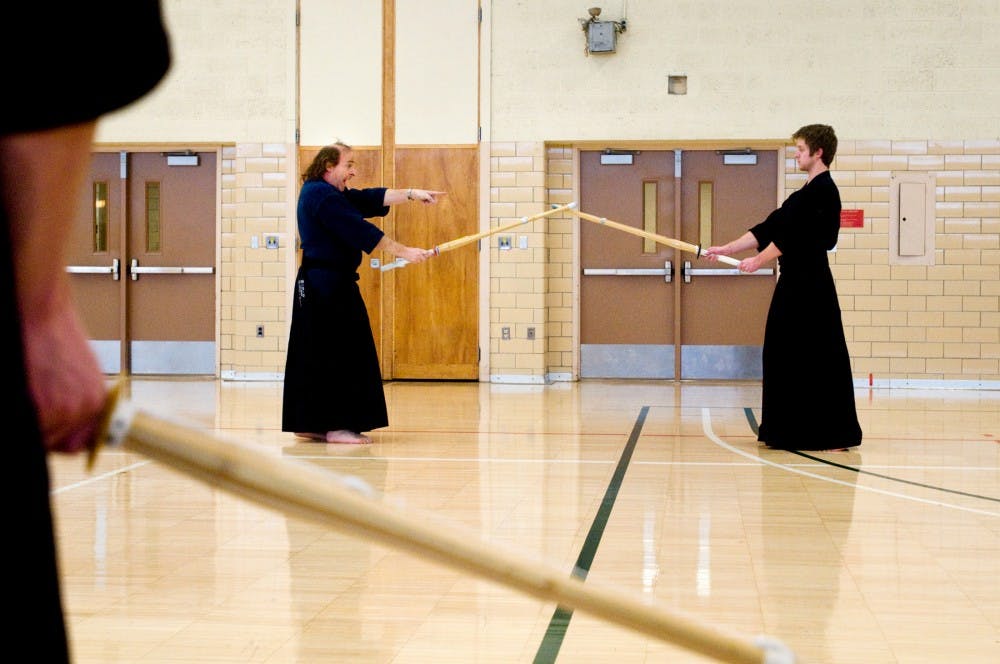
[325,430,372,444]
[294,432,326,441]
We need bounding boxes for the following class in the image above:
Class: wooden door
[295,146,478,380]
[391,146,478,379]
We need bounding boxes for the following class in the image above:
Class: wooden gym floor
[50,377,999,663]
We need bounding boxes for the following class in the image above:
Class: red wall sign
[840,209,864,228]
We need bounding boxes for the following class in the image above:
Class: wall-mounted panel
[889,172,936,265]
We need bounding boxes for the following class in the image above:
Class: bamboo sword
[569,207,743,267]
[381,202,578,271]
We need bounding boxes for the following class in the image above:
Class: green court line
[533,406,649,663]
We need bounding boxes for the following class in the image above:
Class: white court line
[51,460,152,495]
[285,455,767,466]
[286,455,997,473]
[54,436,996,501]
[701,407,1000,518]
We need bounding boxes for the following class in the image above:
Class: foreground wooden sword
[86,385,796,664]
[381,202,579,271]
[569,207,743,267]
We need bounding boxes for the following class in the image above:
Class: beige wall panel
[299,0,382,145]
[97,0,296,143]
[395,0,479,144]
[487,1,1000,142]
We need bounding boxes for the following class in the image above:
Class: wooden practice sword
[380,202,578,271]
[570,207,743,267]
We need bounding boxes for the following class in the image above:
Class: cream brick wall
[832,139,1000,384]
[482,138,1000,385]
[488,142,551,383]
[545,146,576,377]
[219,142,293,379]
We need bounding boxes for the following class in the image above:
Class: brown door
[68,151,217,375]
[580,151,677,377]
[678,150,776,379]
[126,152,216,374]
[68,153,125,372]
[579,148,777,379]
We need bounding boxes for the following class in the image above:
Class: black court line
[743,407,1000,503]
[533,406,649,664]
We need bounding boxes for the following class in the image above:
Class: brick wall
[545,146,576,378]
[488,142,549,383]
[220,142,293,379]
[831,139,999,385]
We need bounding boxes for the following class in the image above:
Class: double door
[67,151,216,375]
[580,149,778,379]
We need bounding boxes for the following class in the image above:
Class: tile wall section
[545,145,576,379]
[488,142,551,383]
[829,139,999,385]
[220,142,291,379]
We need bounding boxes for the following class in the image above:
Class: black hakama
[282,182,390,435]
[281,265,388,434]
[750,171,863,450]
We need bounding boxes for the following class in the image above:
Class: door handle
[130,258,214,281]
[583,261,673,283]
[66,258,121,281]
[682,260,773,282]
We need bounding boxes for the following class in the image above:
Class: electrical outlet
[501,326,511,340]
[256,325,264,337]
[264,234,279,249]
[527,327,535,340]
[498,236,512,250]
